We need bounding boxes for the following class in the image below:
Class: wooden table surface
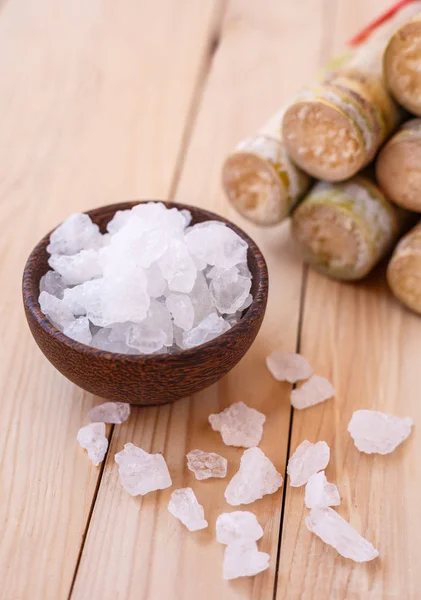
[1,0,420,598]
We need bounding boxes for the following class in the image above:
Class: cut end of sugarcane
[283,97,365,181]
[222,151,291,226]
[388,226,421,314]
[384,17,421,116]
[291,201,371,281]
[376,119,421,211]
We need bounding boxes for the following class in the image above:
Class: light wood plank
[71,1,328,599]
[276,2,421,599]
[0,0,220,598]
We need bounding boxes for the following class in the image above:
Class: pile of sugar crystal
[39,204,253,354]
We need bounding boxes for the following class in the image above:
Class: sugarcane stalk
[384,13,421,116]
[376,118,421,211]
[291,176,406,281]
[387,221,421,314]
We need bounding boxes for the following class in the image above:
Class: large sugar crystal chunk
[209,266,252,314]
[63,316,92,345]
[47,213,101,256]
[77,422,108,466]
[88,402,131,424]
[348,410,413,454]
[305,471,340,509]
[114,443,172,496]
[158,239,197,293]
[48,249,102,286]
[185,222,248,269]
[182,313,230,349]
[287,440,330,487]
[166,293,194,331]
[209,401,265,448]
[216,511,263,544]
[305,508,379,562]
[99,260,150,325]
[223,541,270,580]
[224,448,283,505]
[39,270,64,299]
[167,488,208,532]
[291,375,335,410]
[91,328,140,354]
[39,291,75,331]
[266,351,312,383]
[186,449,227,480]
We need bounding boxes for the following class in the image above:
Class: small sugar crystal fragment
[305,508,379,562]
[115,443,172,496]
[209,267,252,314]
[209,401,265,448]
[287,440,330,487]
[186,449,227,480]
[223,541,270,580]
[348,410,413,454]
[40,270,64,299]
[216,511,263,544]
[158,239,197,293]
[225,448,283,505]
[77,422,108,466]
[39,291,75,331]
[166,293,194,331]
[88,402,130,424]
[266,351,312,383]
[189,272,216,325]
[168,488,208,531]
[291,375,335,409]
[106,209,131,234]
[47,213,101,256]
[305,471,340,509]
[182,313,230,349]
[63,316,92,345]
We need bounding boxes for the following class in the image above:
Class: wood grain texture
[276,2,421,599]
[0,0,221,598]
[70,1,327,598]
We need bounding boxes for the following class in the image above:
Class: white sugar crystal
[305,471,340,509]
[166,293,194,331]
[63,316,92,345]
[113,300,172,354]
[348,410,413,454]
[186,449,227,480]
[40,270,64,299]
[100,264,150,326]
[39,291,75,331]
[180,209,192,227]
[47,213,101,256]
[91,328,140,354]
[77,422,108,466]
[209,267,252,314]
[216,511,263,544]
[88,402,130,424]
[287,440,330,487]
[185,222,248,269]
[182,313,230,349]
[158,239,197,293]
[106,209,131,234]
[145,263,167,298]
[189,272,216,325]
[168,488,208,531]
[49,250,102,286]
[209,401,265,448]
[223,541,270,579]
[239,293,253,311]
[266,351,313,383]
[225,447,283,505]
[305,508,379,562]
[115,443,172,496]
[62,279,102,318]
[291,375,335,409]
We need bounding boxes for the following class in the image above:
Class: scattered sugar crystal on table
[186,449,227,480]
[168,488,208,532]
[225,447,283,505]
[305,508,379,562]
[291,375,335,409]
[114,443,172,496]
[40,204,252,354]
[223,541,270,580]
[216,511,263,544]
[208,401,266,448]
[88,402,131,425]
[287,440,330,487]
[266,351,313,383]
[305,471,340,509]
[77,422,108,467]
[348,409,413,454]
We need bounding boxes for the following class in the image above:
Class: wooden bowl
[22,201,268,406]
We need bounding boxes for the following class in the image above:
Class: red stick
[348,0,417,46]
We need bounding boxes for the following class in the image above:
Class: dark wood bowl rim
[22,200,268,365]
